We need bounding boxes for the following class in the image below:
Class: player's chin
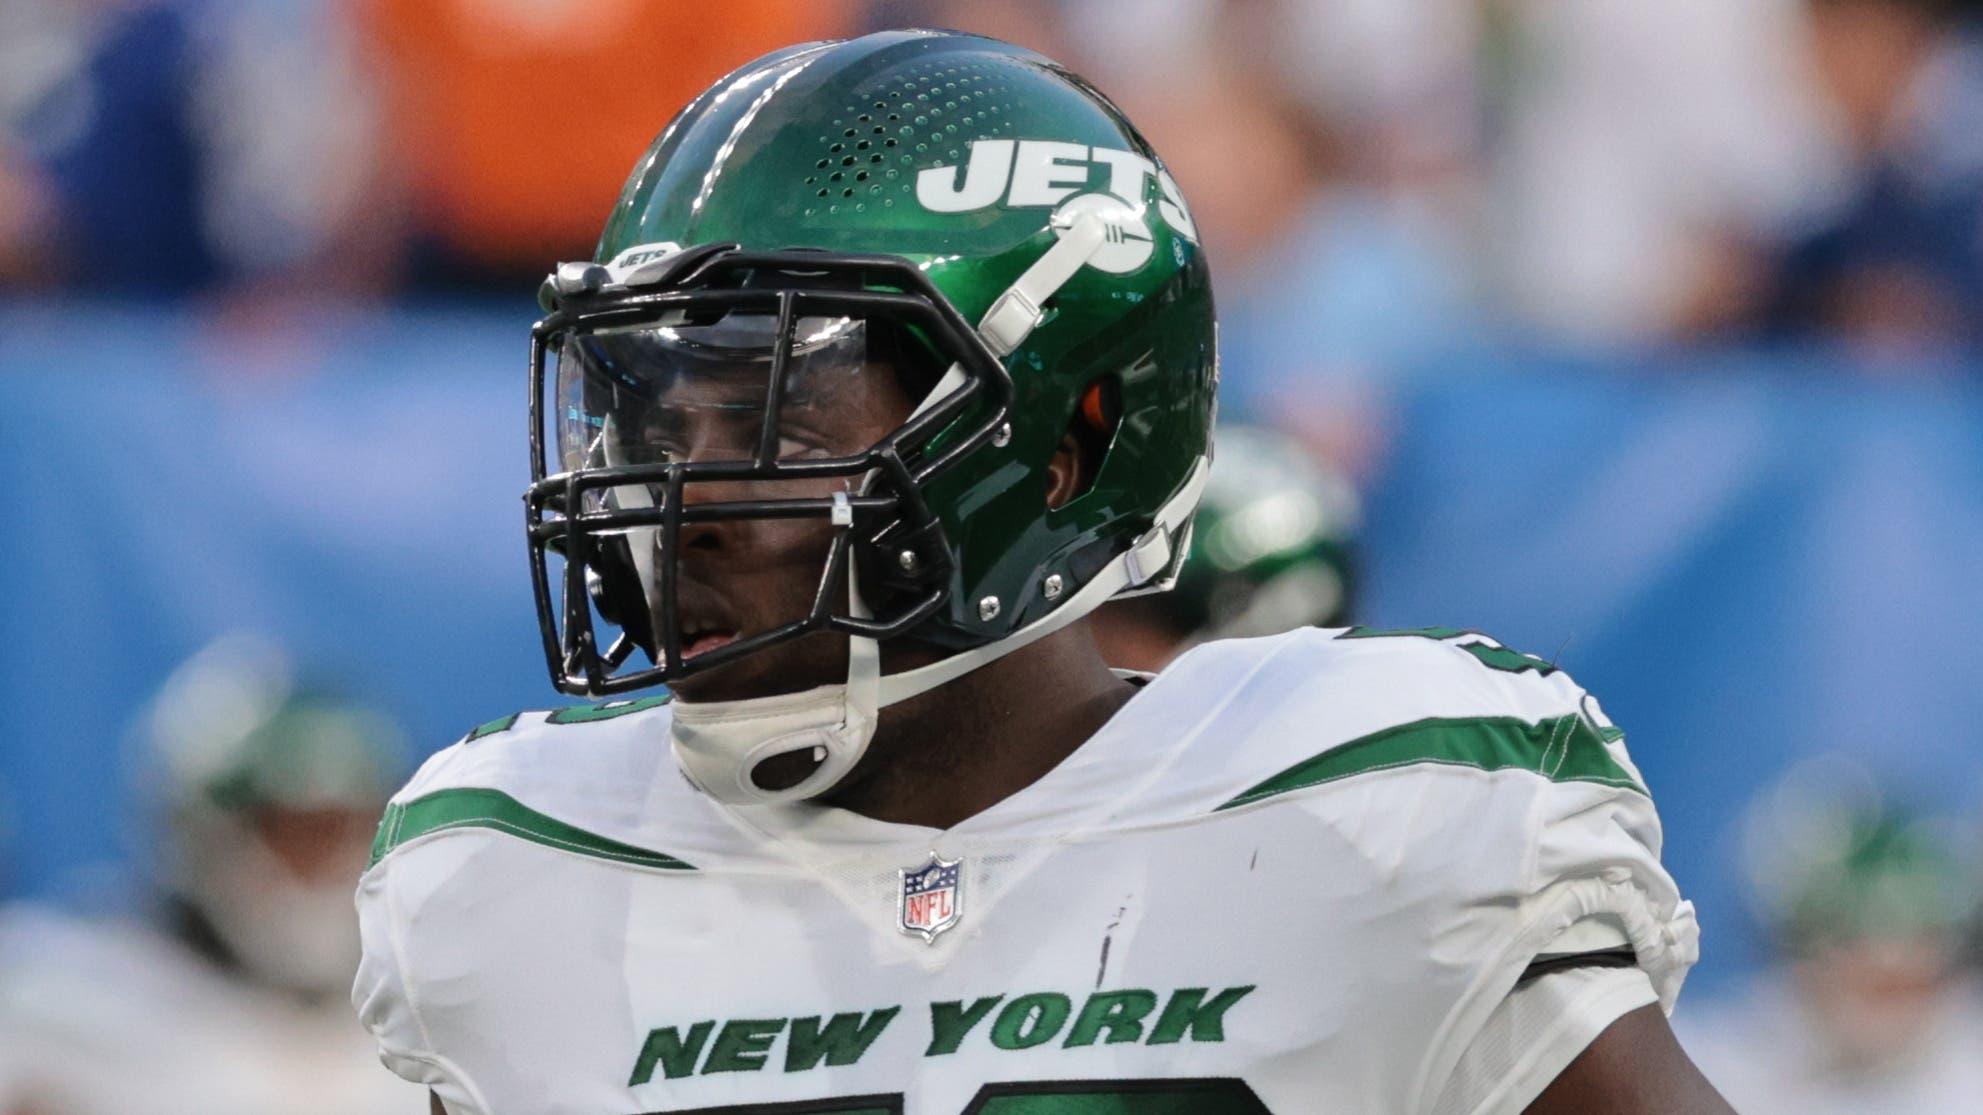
[665,628,847,705]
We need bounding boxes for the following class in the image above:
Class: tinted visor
[556,311,906,479]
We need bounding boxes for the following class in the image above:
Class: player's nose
[675,479,740,553]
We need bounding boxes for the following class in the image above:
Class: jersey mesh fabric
[1431,964,1658,1115]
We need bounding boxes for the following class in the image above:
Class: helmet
[140,635,407,996]
[1742,758,1974,954]
[527,31,1216,802]
[1112,424,1358,658]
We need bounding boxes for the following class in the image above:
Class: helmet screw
[896,549,919,572]
[978,595,1001,622]
[1043,573,1064,601]
[992,423,1012,448]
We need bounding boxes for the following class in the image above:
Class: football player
[0,637,419,1114]
[1088,423,1360,672]
[355,31,1724,1114]
[1680,763,1983,1112]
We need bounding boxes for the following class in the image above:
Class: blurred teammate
[1681,760,1983,1112]
[1089,423,1360,671]
[0,637,419,1114]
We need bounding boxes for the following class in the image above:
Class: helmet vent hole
[844,128,857,137]
[856,171,869,181]
[830,143,843,153]
[884,139,898,148]
[842,188,854,198]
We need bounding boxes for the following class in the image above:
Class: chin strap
[670,208,1202,806]
[670,455,1207,805]
[874,454,1205,707]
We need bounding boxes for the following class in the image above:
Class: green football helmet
[1151,423,1359,644]
[526,32,1216,801]
[140,635,407,995]
[1743,758,1975,954]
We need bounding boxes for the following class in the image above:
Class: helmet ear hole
[1048,378,1120,510]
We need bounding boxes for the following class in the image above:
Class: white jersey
[355,627,1698,1115]
[0,904,421,1115]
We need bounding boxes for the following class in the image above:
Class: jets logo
[916,139,1198,257]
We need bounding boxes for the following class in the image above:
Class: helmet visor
[525,249,1015,697]
[540,303,947,687]
[555,310,903,481]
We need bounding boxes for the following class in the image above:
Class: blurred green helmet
[1156,424,1359,642]
[145,637,405,823]
[1742,759,1975,953]
[525,31,1216,802]
[141,635,406,995]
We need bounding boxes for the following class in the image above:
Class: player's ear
[1045,432,1084,510]
[1045,380,1118,511]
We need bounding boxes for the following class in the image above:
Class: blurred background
[4,0,1983,1110]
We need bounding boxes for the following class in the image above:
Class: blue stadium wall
[4,303,1982,994]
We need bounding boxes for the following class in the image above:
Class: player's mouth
[679,621,739,661]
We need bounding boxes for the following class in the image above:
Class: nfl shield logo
[897,853,963,943]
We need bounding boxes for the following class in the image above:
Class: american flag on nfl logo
[897,853,963,943]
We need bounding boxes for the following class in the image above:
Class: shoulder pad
[1141,627,1643,816]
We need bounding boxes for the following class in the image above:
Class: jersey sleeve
[353,740,493,1115]
[1416,686,1700,1113]
[354,861,473,1109]
[1431,965,1659,1115]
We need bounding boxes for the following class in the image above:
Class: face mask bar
[526,248,1014,696]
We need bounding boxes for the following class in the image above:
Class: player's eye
[776,434,834,460]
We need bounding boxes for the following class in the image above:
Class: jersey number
[644,1077,1271,1114]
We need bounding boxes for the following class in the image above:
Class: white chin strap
[669,454,1206,805]
[671,207,1204,805]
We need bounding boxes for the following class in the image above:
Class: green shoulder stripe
[547,694,672,724]
[369,787,694,870]
[1217,713,1644,811]
[1336,625,1471,641]
[465,713,520,742]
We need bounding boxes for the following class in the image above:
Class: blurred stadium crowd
[4,0,1983,1111]
[9,0,1983,356]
